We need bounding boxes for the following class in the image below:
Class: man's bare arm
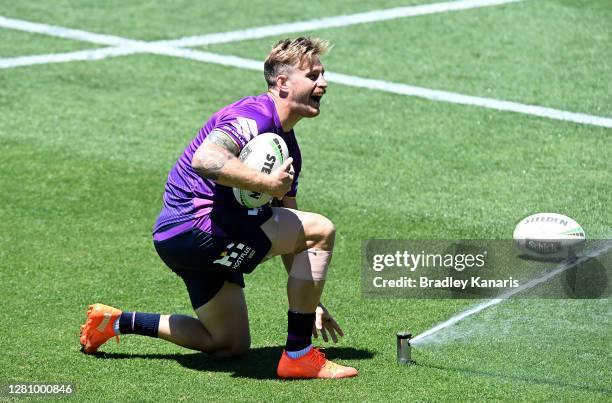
[192,130,293,198]
[201,130,241,168]
[192,130,242,181]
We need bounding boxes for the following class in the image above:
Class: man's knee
[312,214,335,250]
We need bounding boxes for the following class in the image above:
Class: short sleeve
[214,107,264,151]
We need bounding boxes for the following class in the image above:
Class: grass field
[1,0,611,401]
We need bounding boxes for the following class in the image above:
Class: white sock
[286,344,312,359]
[113,318,121,335]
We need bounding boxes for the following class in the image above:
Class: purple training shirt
[153,93,302,240]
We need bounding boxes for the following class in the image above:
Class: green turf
[1,0,611,401]
[0,0,424,41]
[204,0,612,117]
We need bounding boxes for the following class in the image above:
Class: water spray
[402,240,612,351]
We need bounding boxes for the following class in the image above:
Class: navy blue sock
[118,312,160,338]
[286,310,315,351]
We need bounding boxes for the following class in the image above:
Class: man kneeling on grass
[79,37,358,379]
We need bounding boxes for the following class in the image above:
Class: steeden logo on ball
[513,213,586,259]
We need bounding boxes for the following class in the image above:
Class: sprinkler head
[397,331,414,365]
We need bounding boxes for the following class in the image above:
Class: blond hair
[264,37,331,88]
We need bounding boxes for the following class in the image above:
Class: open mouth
[310,95,322,107]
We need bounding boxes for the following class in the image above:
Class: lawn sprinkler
[397,331,414,365]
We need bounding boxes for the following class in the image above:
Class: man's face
[285,56,328,118]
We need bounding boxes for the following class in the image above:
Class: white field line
[0,15,135,46]
[326,72,612,128]
[157,0,524,48]
[2,44,611,129]
[0,0,523,49]
[0,47,137,69]
[1,2,611,129]
[411,239,612,345]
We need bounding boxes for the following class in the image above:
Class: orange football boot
[277,348,358,379]
[79,303,122,354]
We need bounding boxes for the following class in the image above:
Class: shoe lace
[309,348,328,368]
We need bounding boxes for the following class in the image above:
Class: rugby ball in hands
[233,132,289,208]
[513,213,586,259]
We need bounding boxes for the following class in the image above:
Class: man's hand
[312,304,345,343]
[264,157,294,199]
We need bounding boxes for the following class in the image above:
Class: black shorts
[154,205,273,310]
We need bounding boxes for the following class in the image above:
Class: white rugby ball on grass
[513,213,586,259]
[233,132,289,208]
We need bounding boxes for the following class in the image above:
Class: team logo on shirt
[213,242,256,270]
[230,117,258,141]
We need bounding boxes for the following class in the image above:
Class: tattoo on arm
[203,130,240,156]
[201,148,232,180]
[194,130,241,180]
